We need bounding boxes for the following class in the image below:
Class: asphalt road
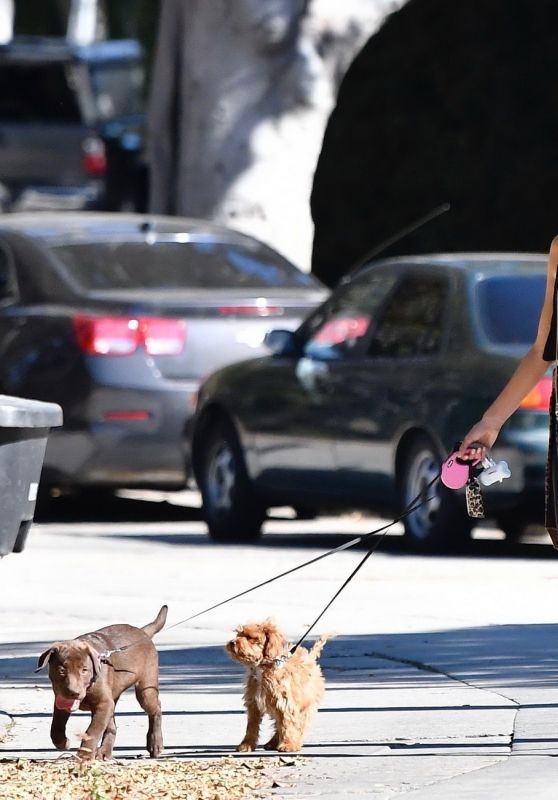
[2,493,558,797]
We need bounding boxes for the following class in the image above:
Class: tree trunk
[147,0,396,269]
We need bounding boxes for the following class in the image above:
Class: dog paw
[76,746,95,761]
[148,734,163,758]
[236,741,256,752]
[263,738,279,751]
[52,738,70,751]
[96,747,114,761]
[277,741,301,753]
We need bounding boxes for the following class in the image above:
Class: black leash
[289,475,439,653]
[165,472,440,634]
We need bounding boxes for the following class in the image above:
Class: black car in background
[0,212,325,497]
[190,253,551,550]
[0,37,146,212]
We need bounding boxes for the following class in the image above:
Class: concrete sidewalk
[2,516,558,797]
[3,625,558,797]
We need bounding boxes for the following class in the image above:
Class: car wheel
[293,506,318,521]
[400,436,473,551]
[198,418,265,542]
[495,511,528,541]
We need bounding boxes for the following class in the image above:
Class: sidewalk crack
[363,649,519,753]
[364,649,520,706]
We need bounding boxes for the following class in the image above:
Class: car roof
[365,252,547,273]
[0,37,142,64]
[0,212,288,251]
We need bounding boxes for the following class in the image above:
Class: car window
[88,61,144,119]
[368,273,448,358]
[50,241,321,291]
[303,270,399,360]
[14,0,70,37]
[475,274,545,345]
[0,241,16,302]
[0,63,81,122]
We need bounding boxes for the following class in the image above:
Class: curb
[0,710,14,743]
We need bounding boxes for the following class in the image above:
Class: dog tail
[142,605,168,638]
[308,632,334,661]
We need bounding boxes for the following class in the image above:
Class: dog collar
[260,654,288,669]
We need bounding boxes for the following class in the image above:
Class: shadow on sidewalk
[3,623,558,759]
[4,623,558,695]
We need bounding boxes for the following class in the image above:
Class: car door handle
[311,361,330,378]
[296,357,332,394]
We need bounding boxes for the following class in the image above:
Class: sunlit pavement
[2,494,558,797]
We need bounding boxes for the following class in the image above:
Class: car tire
[293,506,318,521]
[400,436,473,551]
[198,418,265,542]
[495,511,528,541]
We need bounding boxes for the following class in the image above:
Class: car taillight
[73,315,186,356]
[82,136,107,177]
[519,376,553,411]
[139,318,186,355]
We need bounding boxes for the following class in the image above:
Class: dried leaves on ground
[0,756,296,800]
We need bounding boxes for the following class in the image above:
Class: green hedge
[311,0,558,286]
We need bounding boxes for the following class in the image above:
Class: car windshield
[50,240,320,291]
[0,62,81,122]
[88,61,144,119]
[475,274,546,344]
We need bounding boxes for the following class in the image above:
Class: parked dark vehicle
[0,212,325,496]
[191,253,551,549]
[0,37,146,212]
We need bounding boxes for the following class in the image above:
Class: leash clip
[98,644,129,664]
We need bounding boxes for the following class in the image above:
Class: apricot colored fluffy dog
[225,619,330,752]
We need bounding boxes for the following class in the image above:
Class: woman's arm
[457,237,558,461]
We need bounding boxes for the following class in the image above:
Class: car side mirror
[264,328,298,356]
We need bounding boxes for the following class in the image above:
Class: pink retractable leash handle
[440,441,484,490]
[441,441,511,490]
[440,451,471,489]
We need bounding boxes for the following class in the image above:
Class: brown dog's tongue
[55,696,80,712]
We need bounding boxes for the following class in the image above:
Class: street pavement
[2,495,558,797]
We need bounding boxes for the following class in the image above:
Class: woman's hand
[456,418,502,462]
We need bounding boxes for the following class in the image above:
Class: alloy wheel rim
[405,449,441,540]
[207,441,236,512]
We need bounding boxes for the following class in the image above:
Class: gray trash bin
[0,395,63,557]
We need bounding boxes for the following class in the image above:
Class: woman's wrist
[480,414,504,429]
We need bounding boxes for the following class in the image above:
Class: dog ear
[35,644,60,672]
[83,643,101,680]
[262,621,285,659]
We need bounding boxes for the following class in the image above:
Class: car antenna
[342,202,451,281]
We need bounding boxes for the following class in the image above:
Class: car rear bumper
[10,182,103,212]
[41,383,196,490]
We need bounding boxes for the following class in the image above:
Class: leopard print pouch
[465,477,485,519]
